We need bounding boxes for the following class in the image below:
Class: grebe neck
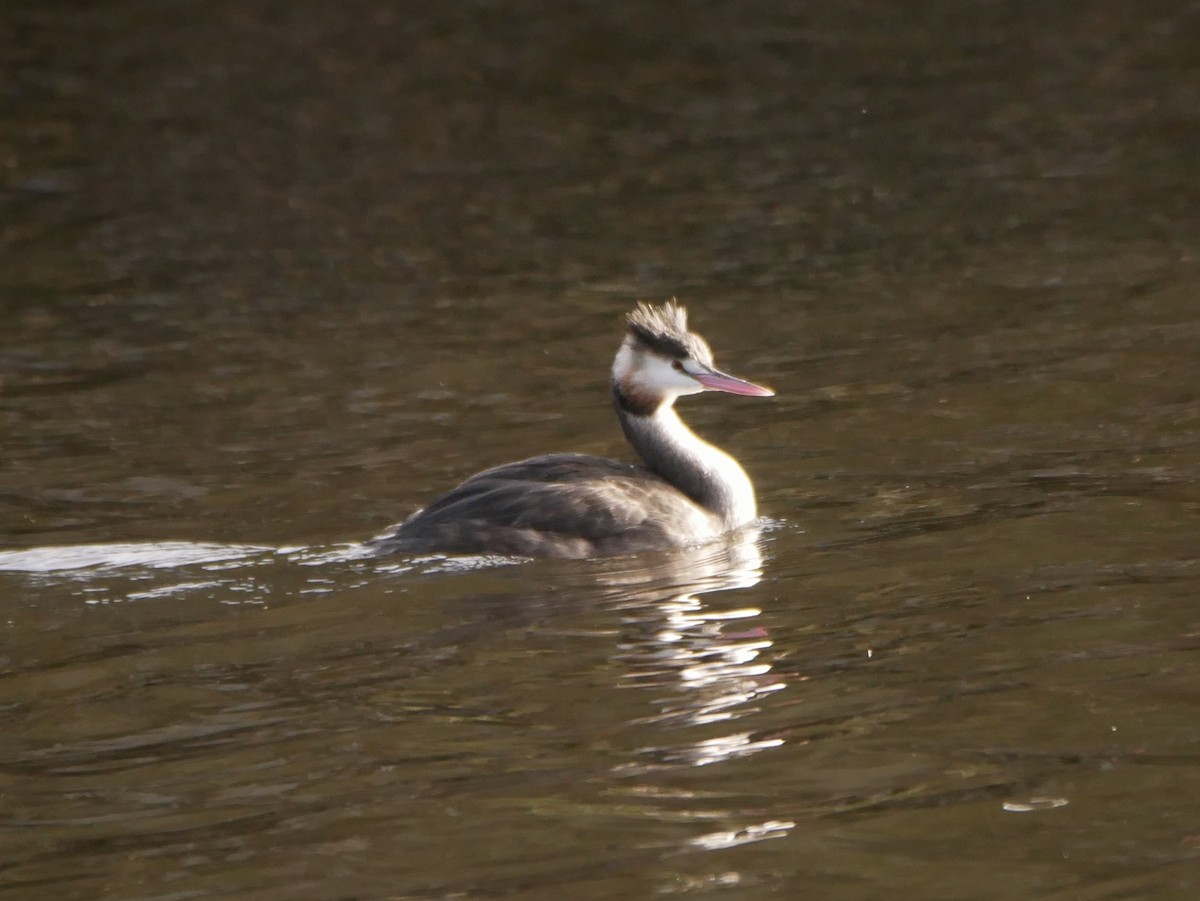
[613,382,757,527]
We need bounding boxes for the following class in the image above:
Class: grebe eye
[671,360,684,372]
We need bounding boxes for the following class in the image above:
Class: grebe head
[613,300,774,414]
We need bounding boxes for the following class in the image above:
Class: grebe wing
[375,454,716,556]
[412,454,642,518]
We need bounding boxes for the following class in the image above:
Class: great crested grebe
[370,301,774,558]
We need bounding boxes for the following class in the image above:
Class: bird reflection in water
[610,527,787,769]
[602,529,797,858]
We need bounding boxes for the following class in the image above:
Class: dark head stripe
[627,323,690,358]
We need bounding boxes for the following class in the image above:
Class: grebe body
[371,301,773,558]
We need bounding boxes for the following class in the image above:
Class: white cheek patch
[612,344,636,383]
[613,341,705,403]
[638,354,705,395]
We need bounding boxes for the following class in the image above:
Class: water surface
[2,1,1199,898]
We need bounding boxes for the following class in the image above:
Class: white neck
[616,400,758,528]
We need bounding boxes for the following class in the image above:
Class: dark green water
[2,1,1199,898]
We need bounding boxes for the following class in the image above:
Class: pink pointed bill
[693,368,775,397]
